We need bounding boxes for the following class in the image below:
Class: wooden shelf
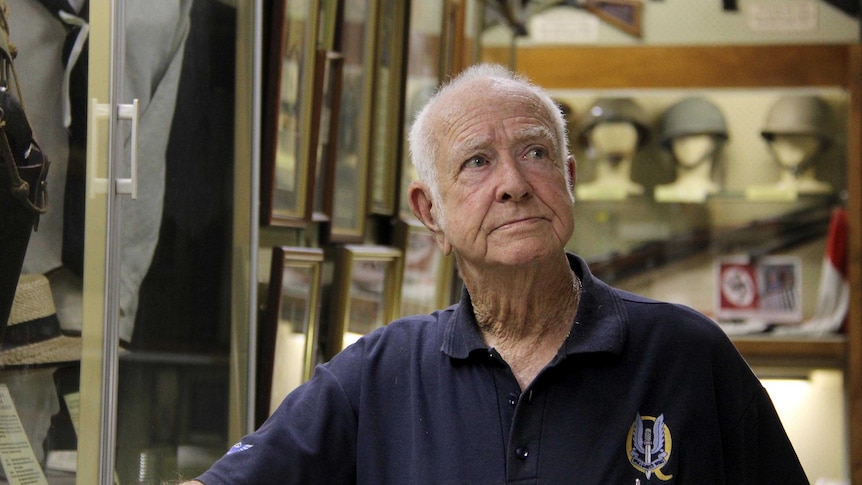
[732,335,848,370]
[483,44,850,89]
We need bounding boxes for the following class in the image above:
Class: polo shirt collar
[441,253,626,359]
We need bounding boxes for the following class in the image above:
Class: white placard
[745,1,818,32]
[0,384,49,485]
[529,8,600,43]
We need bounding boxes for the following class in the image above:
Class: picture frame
[327,0,380,242]
[326,245,403,360]
[398,0,447,220]
[394,219,456,317]
[368,0,409,216]
[256,247,324,425]
[584,0,643,38]
[311,49,343,223]
[261,0,321,227]
[311,1,343,223]
[448,0,485,74]
[714,254,803,324]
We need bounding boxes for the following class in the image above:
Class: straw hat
[0,274,81,367]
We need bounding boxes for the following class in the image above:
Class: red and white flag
[777,207,848,336]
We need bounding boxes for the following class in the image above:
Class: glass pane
[0,0,103,482]
[112,2,240,483]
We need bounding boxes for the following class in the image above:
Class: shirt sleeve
[195,360,360,485]
[725,387,810,484]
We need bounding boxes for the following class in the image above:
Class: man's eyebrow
[451,124,555,159]
[456,134,494,156]
[514,124,554,144]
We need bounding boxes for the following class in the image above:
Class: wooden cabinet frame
[483,43,862,482]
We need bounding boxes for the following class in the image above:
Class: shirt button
[515,447,529,459]
[508,392,518,406]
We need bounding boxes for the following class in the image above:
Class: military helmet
[761,95,833,148]
[578,97,650,148]
[659,97,728,149]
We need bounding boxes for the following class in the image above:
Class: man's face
[427,80,575,271]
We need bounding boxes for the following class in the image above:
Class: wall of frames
[255,0,482,426]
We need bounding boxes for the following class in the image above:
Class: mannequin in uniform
[575,98,648,200]
[758,95,834,196]
[655,97,728,203]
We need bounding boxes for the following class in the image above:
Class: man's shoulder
[331,305,457,363]
[375,304,458,340]
[610,286,729,343]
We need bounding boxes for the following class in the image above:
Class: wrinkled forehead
[430,78,555,143]
[435,77,544,118]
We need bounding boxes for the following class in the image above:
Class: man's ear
[407,181,450,254]
[566,155,576,191]
[408,181,439,231]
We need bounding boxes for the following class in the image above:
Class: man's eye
[463,156,488,169]
[525,147,548,160]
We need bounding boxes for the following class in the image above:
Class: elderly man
[186,64,807,484]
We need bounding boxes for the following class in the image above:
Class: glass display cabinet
[1,1,259,483]
[482,42,861,483]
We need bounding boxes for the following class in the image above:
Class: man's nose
[495,157,532,202]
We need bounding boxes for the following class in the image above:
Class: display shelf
[732,335,847,370]
[118,350,231,366]
[575,194,837,284]
[482,44,850,90]
[483,42,861,481]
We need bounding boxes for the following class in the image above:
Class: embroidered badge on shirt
[627,413,673,481]
[227,441,254,455]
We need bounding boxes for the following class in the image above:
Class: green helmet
[761,95,833,149]
[578,97,650,148]
[659,97,728,149]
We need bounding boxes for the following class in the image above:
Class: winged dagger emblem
[630,413,671,480]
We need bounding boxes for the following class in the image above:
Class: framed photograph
[394,219,456,316]
[368,0,409,215]
[398,0,446,220]
[714,255,803,324]
[256,247,324,425]
[327,0,380,242]
[326,245,403,360]
[261,0,321,227]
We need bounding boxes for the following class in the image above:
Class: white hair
[407,64,572,228]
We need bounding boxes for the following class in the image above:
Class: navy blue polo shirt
[197,254,807,484]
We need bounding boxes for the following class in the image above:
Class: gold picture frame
[368,0,409,215]
[261,0,321,227]
[398,0,447,220]
[327,0,380,242]
[256,247,324,425]
[311,1,343,223]
[326,245,403,360]
[394,219,456,317]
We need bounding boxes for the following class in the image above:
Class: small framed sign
[715,255,803,324]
